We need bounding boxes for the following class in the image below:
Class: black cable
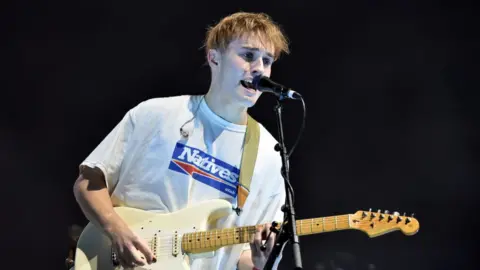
[287,95,306,158]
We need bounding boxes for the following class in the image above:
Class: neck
[181,214,353,254]
[204,89,248,125]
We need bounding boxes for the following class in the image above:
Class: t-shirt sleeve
[79,106,137,194]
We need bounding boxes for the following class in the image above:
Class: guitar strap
[235,114,260,215]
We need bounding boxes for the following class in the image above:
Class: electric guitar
[73,199,419,270]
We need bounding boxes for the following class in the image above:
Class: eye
[241,52,255,61]
[263,58,273,66]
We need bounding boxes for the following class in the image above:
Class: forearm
[73,167,126,239]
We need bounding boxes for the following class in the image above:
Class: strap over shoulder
[236,114,260,214]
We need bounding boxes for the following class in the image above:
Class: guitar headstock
[350,209,419,238]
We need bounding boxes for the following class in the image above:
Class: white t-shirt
[80,95,286,269]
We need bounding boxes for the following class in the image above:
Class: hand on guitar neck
[249,222,277,270]
[73,166,156,268]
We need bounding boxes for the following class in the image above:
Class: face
[208,35,275,108]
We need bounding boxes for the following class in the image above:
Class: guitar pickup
[172,231,180,257]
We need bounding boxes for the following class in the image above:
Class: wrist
[103,214,128,239]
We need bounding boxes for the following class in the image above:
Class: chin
[235,87,261,108]
[239,93,261,108]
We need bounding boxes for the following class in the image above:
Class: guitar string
[129,216,374,245]
[110,217,405,256]
[127,218,387,254]
[132,216,390,243]
[134,217,352,237]
[134,213,404,243]
[114,216,405,249]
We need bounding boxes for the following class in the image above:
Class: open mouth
[240,79,256,94]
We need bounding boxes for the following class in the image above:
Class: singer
[73,12,291,270]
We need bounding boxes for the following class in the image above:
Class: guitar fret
[210,230,214,248]
[204,231,208,248]
[228,229,231,245]
[226,229,231,245]
[227,229,231,244]
[196,232,199,249]
[221,229,225,246]
[181,215,356,253]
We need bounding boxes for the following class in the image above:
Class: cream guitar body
[74,199,419,270]
[74,199,232,270]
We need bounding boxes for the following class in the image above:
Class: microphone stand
[263,97,303,270]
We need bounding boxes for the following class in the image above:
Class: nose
[250,58,265,77]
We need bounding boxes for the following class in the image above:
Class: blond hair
[204,12,290,61]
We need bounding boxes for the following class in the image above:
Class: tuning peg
[396,215,403,223]
[403,212,406,217]
[377,209,381,213]
[387,214,393,222]
[393,211,400,216]
[369,208,372,212]
[384,210,389,214]
[411,213,415,218]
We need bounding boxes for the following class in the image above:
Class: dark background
[3,0,478,269]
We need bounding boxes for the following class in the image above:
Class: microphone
[241,75,301,100]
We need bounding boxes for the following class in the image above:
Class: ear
[207,49,219,67]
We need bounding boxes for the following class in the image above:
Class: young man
[73,12,290,270]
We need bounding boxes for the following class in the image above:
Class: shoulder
[130,95,200,121]
[134,95,194,114]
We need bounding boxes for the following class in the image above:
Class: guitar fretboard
[181,215,351,253]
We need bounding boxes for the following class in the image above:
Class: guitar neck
[182,214,351,253]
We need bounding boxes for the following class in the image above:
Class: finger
[134,236,156,264]
[265,233,276,254]
[264,224,276,242]
[123,242,146,266]
[249,233,257,253]
[129,246,148,266]
[261,223,277,254]
[254,225,263,249]
[264,223,272,232]
[263,223,273,241]
[249,225,262,252]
